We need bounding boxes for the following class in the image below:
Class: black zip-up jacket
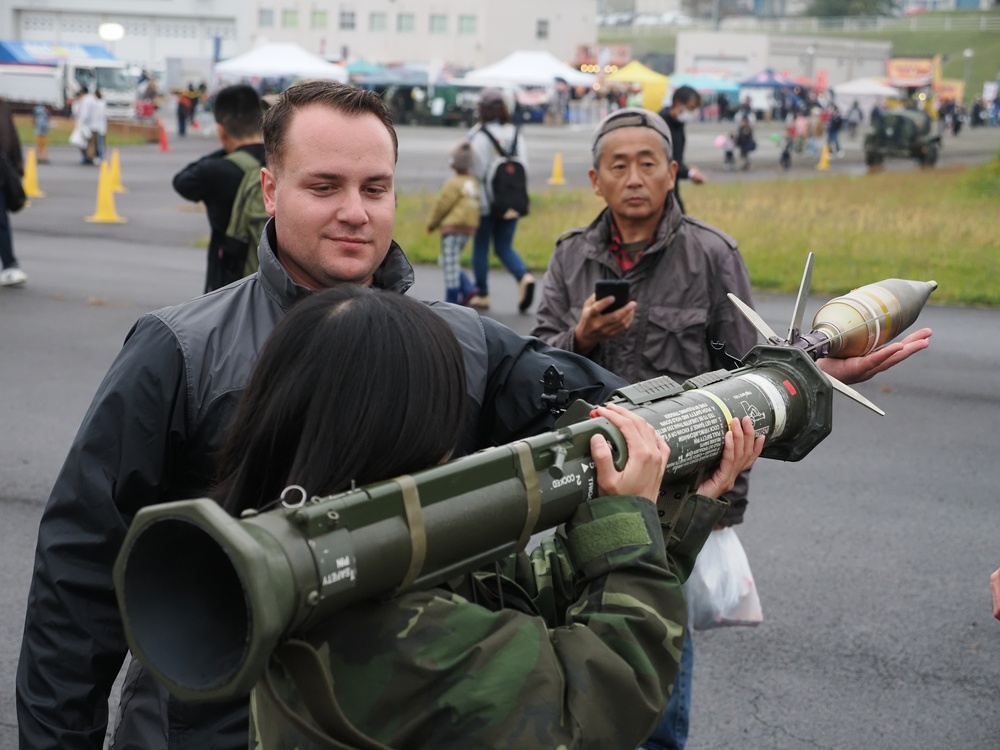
[16,221,625,750]
[172,142,266,292]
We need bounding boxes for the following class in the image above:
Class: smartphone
[595,279,630,314]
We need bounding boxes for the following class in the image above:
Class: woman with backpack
[467,88,535,313]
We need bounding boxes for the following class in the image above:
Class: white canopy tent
[832,77,902,98]
[831,77,902,119]
[463,50,594,88]
[213,43,347,83]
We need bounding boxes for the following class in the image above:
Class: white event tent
[463,50,595,88]
[832,77,902,99]
[831,77,902,115]
[214,43,348,83]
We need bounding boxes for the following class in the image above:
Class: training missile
[729,256,936,362]
[804,278,938,358]
[114,267,937,704]
[727,256,936,415]
[115,344,834,703]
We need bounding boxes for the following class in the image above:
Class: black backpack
[478,127,529,221]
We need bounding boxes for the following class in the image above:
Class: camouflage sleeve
[253,495,695,750]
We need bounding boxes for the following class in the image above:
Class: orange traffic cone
[547,152,566,186]
[110,148,127,193]
[157,119,170,152]
[22,148,45,198]
[85,160,127,223]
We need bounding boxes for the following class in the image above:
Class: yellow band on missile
[695,390,734,429]
[515,441,542,550]
[394,474,426,594]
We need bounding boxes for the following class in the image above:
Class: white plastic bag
[683,527,763,630]
[69,124,91,149]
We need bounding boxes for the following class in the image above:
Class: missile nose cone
[891,278,937,307]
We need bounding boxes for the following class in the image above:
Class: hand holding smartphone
[595,279,630,314]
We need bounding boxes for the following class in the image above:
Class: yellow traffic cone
[109,148,127,193]
[816,145,830,171]
[547,152,566,185]
[22,148,45,198]
[85,160,127,223]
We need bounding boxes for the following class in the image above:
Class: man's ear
[588,167,603,198]
[666,160,679,190]
[261,167,277,217]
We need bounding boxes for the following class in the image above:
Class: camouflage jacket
[251,492,726,750]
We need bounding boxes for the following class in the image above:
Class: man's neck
[612,208,666,244]
[224,135,263,153]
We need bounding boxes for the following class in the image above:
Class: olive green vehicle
[864,108,942,167]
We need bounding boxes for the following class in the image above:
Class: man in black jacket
[172,84,265,292]
[16,80,624,750]
[659,85,706,215]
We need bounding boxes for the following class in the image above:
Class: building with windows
[249,1,595,70]
[0,0,595,84]
[0,1,248,81]
[676,31,890,87]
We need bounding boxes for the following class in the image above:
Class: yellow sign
[886,58,933,88]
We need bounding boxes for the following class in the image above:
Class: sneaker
[467,294,490,310]
[517,273,536,313]
[0,267,27,286]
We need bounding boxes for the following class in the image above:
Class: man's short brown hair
[261,80,398,171]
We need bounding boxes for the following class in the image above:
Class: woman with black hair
[215,285,761,750]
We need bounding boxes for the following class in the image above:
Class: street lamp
[963,48,974,103]
[98,22,125,57]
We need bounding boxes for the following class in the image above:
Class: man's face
[589,127,676,225]
[261,105,396,289]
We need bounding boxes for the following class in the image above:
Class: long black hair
[215,287,467,516]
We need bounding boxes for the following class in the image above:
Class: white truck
[0,39,135,119]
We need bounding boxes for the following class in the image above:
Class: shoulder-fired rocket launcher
[113,263,936,703]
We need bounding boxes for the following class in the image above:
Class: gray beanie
[449,139,473,172]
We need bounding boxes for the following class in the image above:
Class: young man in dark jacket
[16,81,625,750]
[172,84,265,292]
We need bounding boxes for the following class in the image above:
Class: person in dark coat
[0,96,26,287]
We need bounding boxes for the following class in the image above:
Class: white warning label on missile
[656,401,727,472]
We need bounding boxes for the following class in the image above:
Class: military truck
[864,108,941,168]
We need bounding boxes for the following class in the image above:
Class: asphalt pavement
[1,125,999,749]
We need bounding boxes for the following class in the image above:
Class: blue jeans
[641,632,694,750]
[472,214,528,297]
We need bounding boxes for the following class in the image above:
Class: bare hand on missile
[697,416,764,500]
[817,327,932,384]
[590,404,669,503]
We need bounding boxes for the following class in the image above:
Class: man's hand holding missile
[817,327,933,385]
[590,406,763,503]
